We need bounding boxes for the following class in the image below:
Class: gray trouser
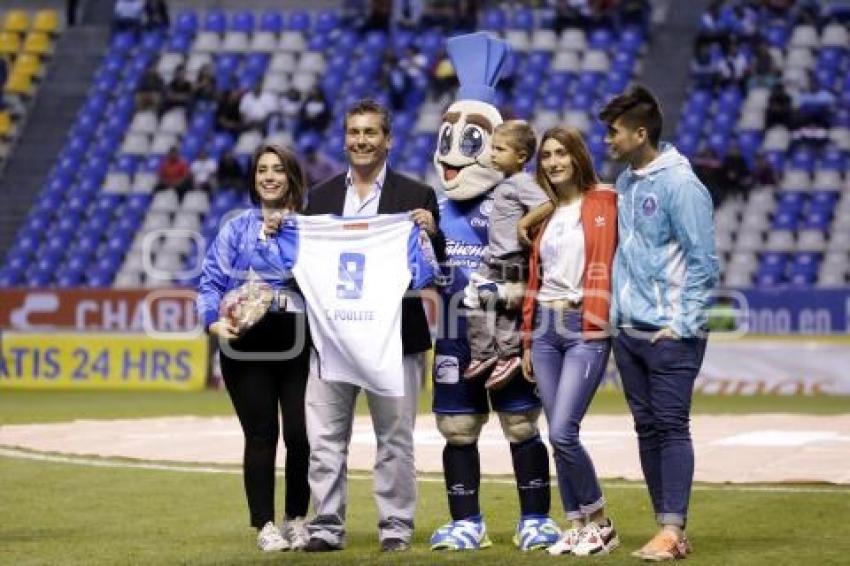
[467,256,525,359]
[305,352,424,546]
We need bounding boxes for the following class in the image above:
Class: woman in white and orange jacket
[518,126,619,557]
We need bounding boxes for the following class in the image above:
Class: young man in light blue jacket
[598,86,719,561]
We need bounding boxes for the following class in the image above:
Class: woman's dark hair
[249,143,306,213]
[535,126,599,202]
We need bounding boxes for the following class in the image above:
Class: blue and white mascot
[429,32,561,552]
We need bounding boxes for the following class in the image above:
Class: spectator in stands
[383,54,410,111]
[197,143,312,553]
[554,0,591,33]
[217,149,246,191]
[68,0,80,26]
[748,41,777,88]
[193,63,218,103]
[765,82,793,129]
[691,44,721,89]
[363,0,392,31]
[161,64,193,115]
[299,86,331,134]
[136,62,164,112]
[216,88,245,137]
[191,148,218,192]
[751,152,778,187]
[692,147,724,206]
[273,87,302,135]
[0,56,7,110]
[239,84,278,133]
[300,141,341,187]
[619,0,650,31]
[144,0,170,31]
[393,0,424,30]
[431,51,457,104]
[156,146,192,197]
[419,0,460,31]
[720,140,753,198]
[113,0,145,34]
[718,40,750,89]
[695,0,728,50]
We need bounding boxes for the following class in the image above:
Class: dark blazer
[306,167,446,355]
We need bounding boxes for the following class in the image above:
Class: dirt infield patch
[1,414,848,484]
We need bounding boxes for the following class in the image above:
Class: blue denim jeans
[531,305,609,520]
[613,329,708,528]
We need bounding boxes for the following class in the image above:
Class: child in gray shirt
[464,120,551,389]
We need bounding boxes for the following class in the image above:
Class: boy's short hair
[598,85,663,148]
[494,120,537,163]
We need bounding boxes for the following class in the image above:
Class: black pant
[220,311,310,528]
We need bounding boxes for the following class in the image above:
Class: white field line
[1,446,847,495]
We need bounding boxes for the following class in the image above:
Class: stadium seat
[32,9,60,34]
[23,32,51,56]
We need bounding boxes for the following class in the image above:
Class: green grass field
[1,389,849,564]
[2,387,849,425]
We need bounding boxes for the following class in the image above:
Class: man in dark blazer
[303,99,445,553]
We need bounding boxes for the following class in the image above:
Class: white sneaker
[573,519,620,556]
[548,526,583,555]
[257,521,288,552]
[281,516,309,551]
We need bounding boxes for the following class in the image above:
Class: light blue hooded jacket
[611,143,719,338]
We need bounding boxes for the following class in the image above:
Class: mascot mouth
[439,161,473,182]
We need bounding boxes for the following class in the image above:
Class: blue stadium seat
[204,9,227,33]
[588,28,614,50]
[166,32,192,53]
[231,10,255,32]
[0,268,23,287]
[315,10,339,34]
[288,10,310,31]
[510,7,535,31]
[754,272,784,287]
[801,211,832,231]
[259,9,284,33]
[174,10,198,35]
[482,8,506,31]
[771,211,799,231]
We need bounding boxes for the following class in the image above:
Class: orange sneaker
[633,530,687,561]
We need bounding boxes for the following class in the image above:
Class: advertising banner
[0,332,208,391]
[0,289,199,332]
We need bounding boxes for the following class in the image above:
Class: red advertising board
[0,289,200,332]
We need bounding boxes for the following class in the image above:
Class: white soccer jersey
[274,213,437,396]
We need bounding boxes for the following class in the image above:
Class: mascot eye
[459,125,485,158]
[438,124,453,156]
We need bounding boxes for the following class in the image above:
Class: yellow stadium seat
[5,72,33,96]
[0,111,12,138]
[32,9,60,34]
[22,31,50,56]
[2,10,29,34]
[0,31,21,56]
[12,52,41,78]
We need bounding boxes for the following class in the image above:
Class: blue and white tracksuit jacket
[611,144,719,338]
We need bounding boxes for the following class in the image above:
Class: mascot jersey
[264,213,438,397]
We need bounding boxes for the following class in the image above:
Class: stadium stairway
[0,24,109,259]
[639,0,712,139]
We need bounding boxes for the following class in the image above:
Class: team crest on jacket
[641,194,658,217]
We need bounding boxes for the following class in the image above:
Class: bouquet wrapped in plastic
[219,271,274,333]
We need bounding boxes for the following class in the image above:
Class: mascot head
[434,33,511,201]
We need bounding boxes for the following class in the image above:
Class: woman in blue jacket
[197,144,310,552]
